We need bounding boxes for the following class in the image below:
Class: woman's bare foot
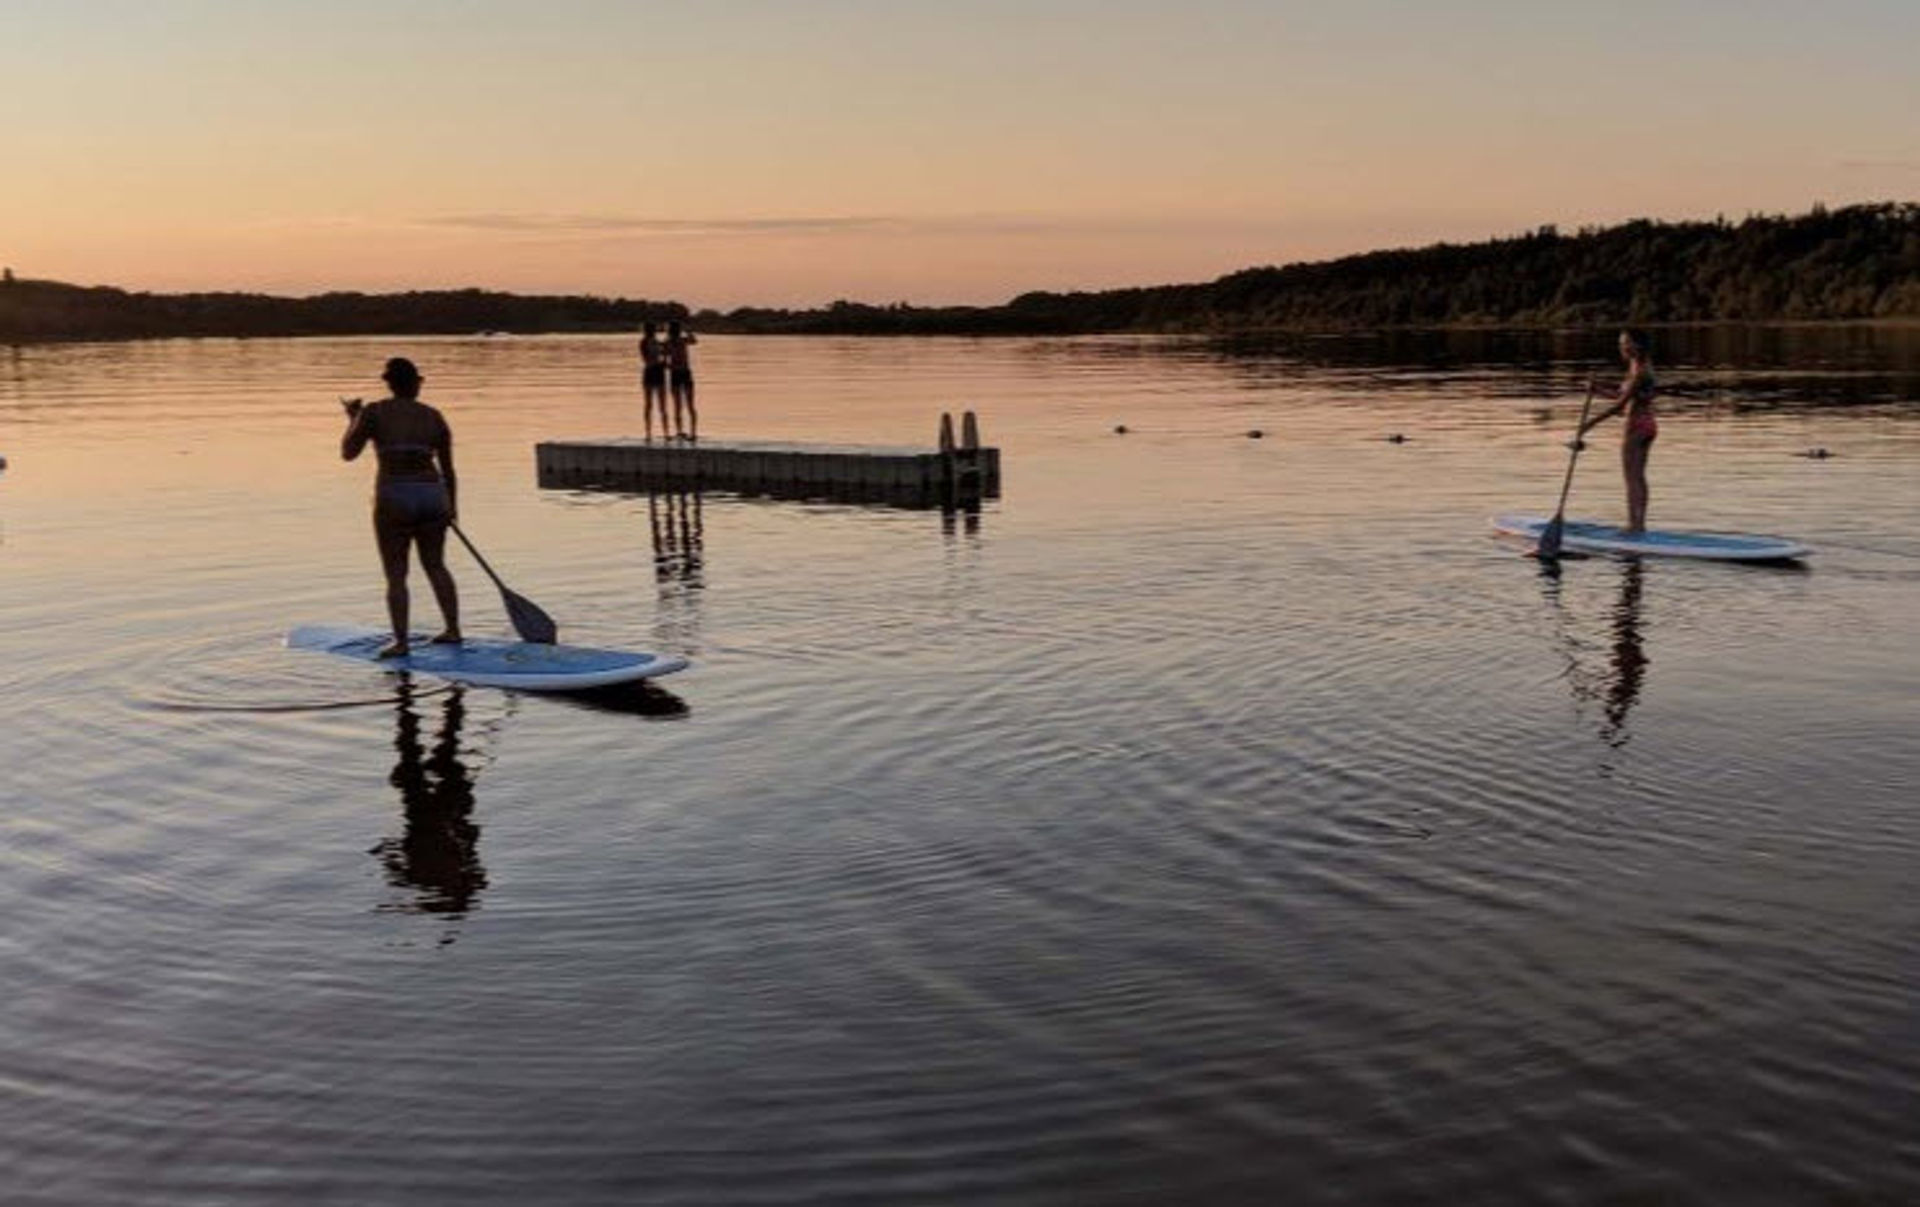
[377,640,411,659]
[429,630,463,645]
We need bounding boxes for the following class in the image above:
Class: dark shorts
[670,369,694,391]
[643,364,667,388]
[374,480,450,534]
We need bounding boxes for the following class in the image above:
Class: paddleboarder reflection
[372,682,487,923]
[1598,561,1647,745]
[1545,559,1649,749]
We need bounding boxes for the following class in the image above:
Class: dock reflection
[371,683,488,924]
[648,489,704,652]
[940,493,983,541]
[649,489,704,584]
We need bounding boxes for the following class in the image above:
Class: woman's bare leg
[416,524,462,642]
[1623,437,1652,533]
[645,383,665,441]
[376,519,413,656]
[683,379,698,442]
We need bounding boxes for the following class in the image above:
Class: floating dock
[537,412,999,508]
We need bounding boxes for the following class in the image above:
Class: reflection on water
[371,683,488,928]
[1543,559,1649,750]
[547,679,691,718]
[1600,561,1648,745]
[648,489,704,585]
[940,494,983,541]
[648,489,704,652]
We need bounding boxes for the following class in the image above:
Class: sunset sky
[4,0,1917,307]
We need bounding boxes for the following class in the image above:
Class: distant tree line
[0,282,687,343]
[5,203,1917,343]
[703,203,1920,333]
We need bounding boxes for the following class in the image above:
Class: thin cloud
[414,214,897,235]
[409,212,1317,239]
[255,210,1341,243]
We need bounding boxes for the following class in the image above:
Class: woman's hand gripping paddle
[1534,375,1597,561]
[450,524,559,644]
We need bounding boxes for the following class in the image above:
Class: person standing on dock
[1579,329,1658,533]
[639,320,668,441]
[340,357,462,658]
[667,320,699,441]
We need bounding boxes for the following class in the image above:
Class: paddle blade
[502,588,558,644]
[1533,516,1566,560]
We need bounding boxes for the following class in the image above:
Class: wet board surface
[1491,515,1810,561]
[287,624,689,691]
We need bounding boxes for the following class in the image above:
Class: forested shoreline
[4,203,1916,343]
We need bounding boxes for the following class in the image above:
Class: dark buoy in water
[1246,429,1264,439]
[1799,447,1832,459]
[1385,433,1408,444]
[1114,424,1129,434]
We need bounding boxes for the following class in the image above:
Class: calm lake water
[3,329,1918,1205]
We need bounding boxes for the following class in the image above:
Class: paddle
[1534,375,1597,561]
[450,523,558,644]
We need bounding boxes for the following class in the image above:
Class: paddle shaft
[449,523,507,594]
[1538,377,1597,557]
[449,522,559,643]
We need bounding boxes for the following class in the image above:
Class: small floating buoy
[1385,433,1408,444]
[1798,447,1832,460]
[1246,429,1264,440]
[1113,424,1129,435]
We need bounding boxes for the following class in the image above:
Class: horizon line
[11,200,1913,313]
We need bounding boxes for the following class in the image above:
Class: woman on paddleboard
[1579,329,1658,533]
[341,357,461,658]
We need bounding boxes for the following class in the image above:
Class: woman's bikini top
[377,442,438,479]
[369,402,445,481]
[1626,367,1656,409]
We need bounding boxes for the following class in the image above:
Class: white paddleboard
[287,625,688,691]
[1491,515,1809,562]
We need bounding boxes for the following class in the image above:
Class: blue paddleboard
[1491,515,1809,561]
[287,625,688,691]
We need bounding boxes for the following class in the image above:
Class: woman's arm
[436,421,458,522]
[1581,379,1635,433]
[341,399,372,460]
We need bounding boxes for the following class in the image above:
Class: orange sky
[4,2,1917,306]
